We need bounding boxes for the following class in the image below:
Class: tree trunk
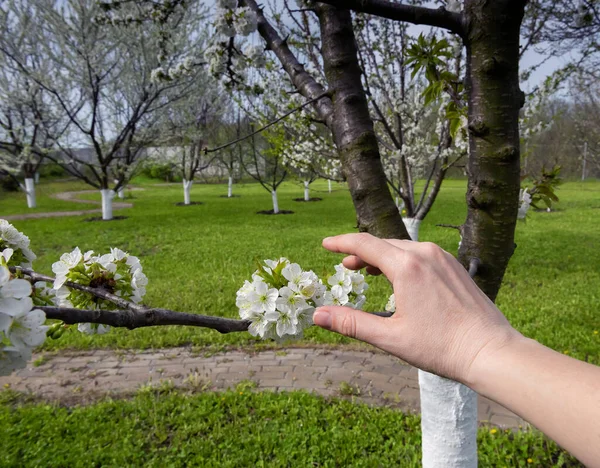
[271,189,279,214]
[328,179,332,193]
[419,3,525,467]
[419,371,478,468]
[402,218,421,241]
[34,172,40,184]
[303,181,310,201]
[228,176,233,198]
[459,0,526,301]
[100,189,114,220]
[24,178,36,208]
[316,5,408,239]
[183,179,193,205]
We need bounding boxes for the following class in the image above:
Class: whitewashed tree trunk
[228,176,233,198]
[271,189,279,214]
[24,178,36,208]
[304,181,310,201]
[100,189,115,220]
[34,172,40,184]
[402,217,421,241]
[328,179,332,193]
[114,179,125,199]
[183,179,193,205]
[419,371,478,468]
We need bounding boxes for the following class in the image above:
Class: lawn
[0,178,598,364]
[0,180,99,215]
[0,386,581,467]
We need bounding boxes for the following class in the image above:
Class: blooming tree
[151,77,227,205]
[0,58,67,208]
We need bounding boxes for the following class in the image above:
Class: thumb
[313,306,389,345]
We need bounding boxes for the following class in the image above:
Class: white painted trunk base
[419,370,478,468]
[271,190,279,214]
[100,189,115,220]
[24,178,36,208]
[228,176,233,198]
[304,181,310,201]
[328,179,332,193]
[402,217,421,241]
[183,179,193,205]
[34,172,40,184]
[117,188,125,199]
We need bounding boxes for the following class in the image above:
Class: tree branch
[314,0,465,37]
[39,306,251,334]
[204,90,331,154]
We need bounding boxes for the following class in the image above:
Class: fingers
[314,306,389,346]
[342,256,383,275]
[322,233,404,278]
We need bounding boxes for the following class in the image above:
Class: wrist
[462,329,533,393]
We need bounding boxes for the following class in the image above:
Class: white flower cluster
[243,44,266,68]
[150,57,194,84]
[214,6,257,38]
[237,259,369,341]
[385,293,396,313]
[0,222,47,376]
[517,188,532,220]
[236,258,326,341]
[52,247,147,335]
[0,219,36,268]
[325,264,368,309]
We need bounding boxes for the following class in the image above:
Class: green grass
[1,178,599,364]
[0,180,99,215]
[0,387,580,467]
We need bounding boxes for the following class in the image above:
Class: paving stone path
[0,347,529,430]
[2,188,141,221]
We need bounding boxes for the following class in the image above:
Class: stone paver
[0,347,530,430]
[2,188,142,221]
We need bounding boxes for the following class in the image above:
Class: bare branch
[314,0,465,37]
[204,90,331,154]
[39,306,251,334]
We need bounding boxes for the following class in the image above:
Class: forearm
[467,336,600,466]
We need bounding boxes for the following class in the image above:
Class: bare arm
[466,336,600,467]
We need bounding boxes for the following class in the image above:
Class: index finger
[322,233,405,278]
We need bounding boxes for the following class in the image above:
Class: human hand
[313,233,524,385]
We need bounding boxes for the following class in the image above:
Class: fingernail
[314,308,332,329]
[323,236,332,243]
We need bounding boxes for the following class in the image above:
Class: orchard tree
[280,111,341,202]
[354,16,469,239]
[0,0,206,219]
[0,55,67,208]
[152,79,226,205]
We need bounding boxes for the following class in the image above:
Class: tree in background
[0,47,67,208]
[0,0,206,219]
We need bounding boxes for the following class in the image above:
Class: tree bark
[315,4,408,238]
[459,0,526,301]
[100,189,114,220]
[24,178,36,208]
[183,179,193,205]
[271,189,279,214]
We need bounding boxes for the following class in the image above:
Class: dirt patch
[219,195,241,198]
[174,202,204,206]
[293,197,323,202]
[256,210,294,215]
[83,216,128,222]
